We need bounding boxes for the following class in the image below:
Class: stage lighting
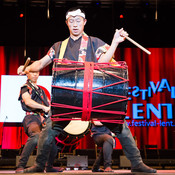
[19,13,24,18]
[91,0,101,7]
[120,14,124,19]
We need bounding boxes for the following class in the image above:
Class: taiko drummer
[17,7,156,173]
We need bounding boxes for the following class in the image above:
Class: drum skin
[51,61,128,123]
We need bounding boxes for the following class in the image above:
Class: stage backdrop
[0,46,175,150]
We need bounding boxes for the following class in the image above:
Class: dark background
[0,0,175,50]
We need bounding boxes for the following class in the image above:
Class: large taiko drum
[51,60,128,151]
[51,59,128,122]
[51,60,128,140]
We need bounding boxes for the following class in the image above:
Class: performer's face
[27,71,39,84]
[66,16,87,38]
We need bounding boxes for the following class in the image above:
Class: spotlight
[19,13,24,18]
[96,2,100,6]
[120,14,124,19]
[91,0,101,7]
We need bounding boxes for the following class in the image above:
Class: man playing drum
[17,7,156,173]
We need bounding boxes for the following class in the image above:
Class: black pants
[17,116,57,169]
[92,134,114,169]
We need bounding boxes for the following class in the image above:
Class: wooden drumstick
[22,57,31,72]
[125,36,151,55]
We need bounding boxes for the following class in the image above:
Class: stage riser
[0,170,175,175]
[0,149,175,169]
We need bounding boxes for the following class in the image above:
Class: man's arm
[17,55,52,75]
[22,91,50,113]
[98,28,128,63]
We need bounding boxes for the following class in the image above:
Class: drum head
[63,120,90,136]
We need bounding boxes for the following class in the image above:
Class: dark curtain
[0,46,175,149]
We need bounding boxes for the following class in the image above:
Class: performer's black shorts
[22,114,42,136]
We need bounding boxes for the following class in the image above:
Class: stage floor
[0,170,175,175]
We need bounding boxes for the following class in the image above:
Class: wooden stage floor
[0,170,175,175]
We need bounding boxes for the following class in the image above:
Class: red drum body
[51,60,128,123]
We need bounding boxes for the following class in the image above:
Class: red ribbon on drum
[82,62,94,121]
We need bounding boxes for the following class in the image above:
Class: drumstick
[22,57,31,72]
[125,36,151,55]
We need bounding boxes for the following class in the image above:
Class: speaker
[16,155,36,167]
[67,155,88,168]
[120,155,131,168]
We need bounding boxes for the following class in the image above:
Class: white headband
[66,9,85,20]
